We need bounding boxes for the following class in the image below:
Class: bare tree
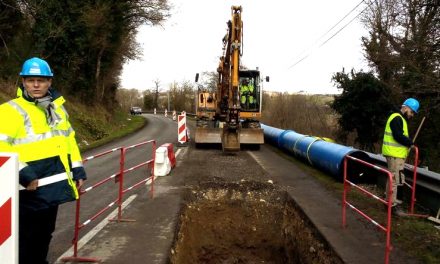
[262,92,336,139]
[116,88,142,112]
[361,0,439,100]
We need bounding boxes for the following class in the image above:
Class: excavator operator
[240,79,255,109]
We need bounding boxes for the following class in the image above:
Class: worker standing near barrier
[0,57,87,264]
[382,98,420,216]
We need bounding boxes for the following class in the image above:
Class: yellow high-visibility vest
[382,113,409,158]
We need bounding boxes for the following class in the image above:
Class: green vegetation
[331,71,392,152]
[0,0,169,150]
[0,0,170,108]
[67,102,147,152]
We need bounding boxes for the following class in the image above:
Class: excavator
[195,5,267,152]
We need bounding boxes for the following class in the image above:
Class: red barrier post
[151,140,156,197]
[410,146,418,214]
[405,146,425,216]
[342,155,393,264]
[397,146,428,218]
[114,148,127,222]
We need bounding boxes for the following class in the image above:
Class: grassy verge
[266,144,440,263]
[76,114,146,152]
[65,101,147,152]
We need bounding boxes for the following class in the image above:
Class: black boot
[392,205,405,216]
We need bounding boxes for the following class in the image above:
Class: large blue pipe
[261,123,369,180]
[261,124,440,213]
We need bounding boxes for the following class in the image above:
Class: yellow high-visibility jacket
[0,87,86,210]
[240,84,255,104]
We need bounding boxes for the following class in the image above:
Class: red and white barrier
[154,108,156,115]
[0,153,19,264]
[154,143,176,177]
[164,109,168,117]
[161,143,176,168]
[178,114,187,144]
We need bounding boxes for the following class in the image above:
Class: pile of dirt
[170,179,343,264]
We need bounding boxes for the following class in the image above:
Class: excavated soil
[170,179,343,264]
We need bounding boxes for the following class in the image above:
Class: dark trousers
[19,205,58,264]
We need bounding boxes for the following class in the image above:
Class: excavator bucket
[195,127,222,144]
[222,129,240,152]
[240,128,264,144]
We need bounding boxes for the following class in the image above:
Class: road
[48,114,178,263]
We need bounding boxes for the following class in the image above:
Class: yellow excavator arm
[195,5,265,152]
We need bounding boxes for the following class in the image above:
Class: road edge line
[55,194,138,263]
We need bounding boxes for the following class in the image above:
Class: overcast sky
[120,0,370,94]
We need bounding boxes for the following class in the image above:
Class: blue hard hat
[19,57,53,77]
[402,98,420,113]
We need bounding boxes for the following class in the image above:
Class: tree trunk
[95,47,105,102]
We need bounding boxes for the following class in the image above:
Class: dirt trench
[169,179,343,264]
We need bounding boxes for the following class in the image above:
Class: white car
[130,107,142,115]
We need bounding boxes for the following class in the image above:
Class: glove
[72,166,87,181]
[19,165,38,187]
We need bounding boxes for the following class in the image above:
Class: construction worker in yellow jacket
[382,98,419,216]
[0,57,87,264]
[240,79,255,109]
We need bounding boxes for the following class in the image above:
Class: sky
[120,0,370,94]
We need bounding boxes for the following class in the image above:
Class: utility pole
[167,90,170,111]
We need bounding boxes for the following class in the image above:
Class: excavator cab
[237,70,264,146]
[239,70,261,112]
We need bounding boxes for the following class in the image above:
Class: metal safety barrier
[342,155,393,264]
[404,146,426,216]
[61,139,156,263]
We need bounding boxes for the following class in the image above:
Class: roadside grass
[0,92,9,103]
[266,144,440,263]
[65,101,147,152]
[76,114,146,152]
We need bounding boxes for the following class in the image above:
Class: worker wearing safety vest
[240,79,255,109]
[382,98,419,216]
[0,57,87,264]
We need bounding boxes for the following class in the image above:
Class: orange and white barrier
[178,114,187,144]
[0,153,19,264]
